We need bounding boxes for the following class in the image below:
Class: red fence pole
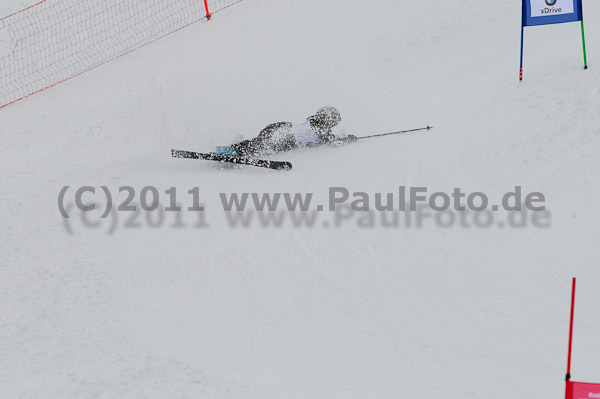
[203,0,211,20]
[566,278,577,382]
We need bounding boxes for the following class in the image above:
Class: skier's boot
[215,146,239,156]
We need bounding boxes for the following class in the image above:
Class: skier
[216,106,357,157]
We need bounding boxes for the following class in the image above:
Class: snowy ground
[1,0,600,398]
[0,0,32,17]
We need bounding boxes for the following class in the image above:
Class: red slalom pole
[567,278,577,381]
[203,0,211,20]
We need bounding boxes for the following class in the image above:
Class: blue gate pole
[520,25,525,81]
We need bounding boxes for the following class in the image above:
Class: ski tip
[171,149,185,158]
[277,162,293,171]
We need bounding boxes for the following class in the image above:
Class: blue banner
[522,0,583,26]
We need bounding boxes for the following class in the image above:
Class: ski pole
[357,126,432,140]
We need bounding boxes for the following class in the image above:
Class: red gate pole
[203,0,211,20]
[565,278,577,399]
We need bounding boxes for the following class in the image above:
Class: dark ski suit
[232,115,353,157]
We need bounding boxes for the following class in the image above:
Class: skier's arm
[319,133,357,146]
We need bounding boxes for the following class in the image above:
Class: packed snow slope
[1,0,600,398]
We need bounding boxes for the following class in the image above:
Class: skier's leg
[249,122,297,155]
[217,122,294,157]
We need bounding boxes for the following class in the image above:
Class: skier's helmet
[316,106,342,127]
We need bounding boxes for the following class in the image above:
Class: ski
[171,149,292,171]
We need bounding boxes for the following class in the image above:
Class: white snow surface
[1,0,600,398]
